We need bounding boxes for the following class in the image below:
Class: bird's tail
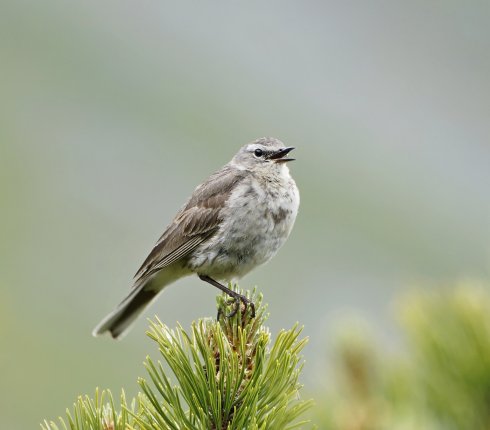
[92,284,157,340]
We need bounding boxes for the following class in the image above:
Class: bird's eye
[254,148,264,157]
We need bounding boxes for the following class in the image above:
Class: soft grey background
[1,1,489,427]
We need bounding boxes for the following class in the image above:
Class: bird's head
[231,137,295,172]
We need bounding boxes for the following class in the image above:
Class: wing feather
[133,165,247,282]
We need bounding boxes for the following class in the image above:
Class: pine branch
[42,286,313,430]
[41,389,138,430]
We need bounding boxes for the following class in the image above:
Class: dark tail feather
[92,287,157,339]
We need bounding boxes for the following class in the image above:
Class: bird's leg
[199,275,240,318]
[198,275,256,318]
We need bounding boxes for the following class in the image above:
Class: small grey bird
[93,137,299,339]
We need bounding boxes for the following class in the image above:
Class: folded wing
[134,165,248,282]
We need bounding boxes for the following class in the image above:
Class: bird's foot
[199,274,256,320]
[225,293,255,318]
[216,292,255,320]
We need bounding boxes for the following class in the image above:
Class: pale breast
[188,168,299,279]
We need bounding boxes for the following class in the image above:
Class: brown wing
[134,165,248,281]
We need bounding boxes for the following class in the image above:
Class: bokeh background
[1,1,490,428]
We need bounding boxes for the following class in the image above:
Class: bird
[93,137,300,339]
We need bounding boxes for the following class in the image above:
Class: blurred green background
[1,1,489,428]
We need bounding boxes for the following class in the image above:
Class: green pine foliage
[41,389,138,430]
[400,284,490,429]
[316,282,490,430]
[42,287,313,430]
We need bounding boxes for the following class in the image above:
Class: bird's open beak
[268,147,295,163]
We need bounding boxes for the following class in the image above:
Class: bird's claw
[217,295,256,320]
[225,297,240,318]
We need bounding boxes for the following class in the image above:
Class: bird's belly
[213,216,285,277]
[188,180,298,280]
